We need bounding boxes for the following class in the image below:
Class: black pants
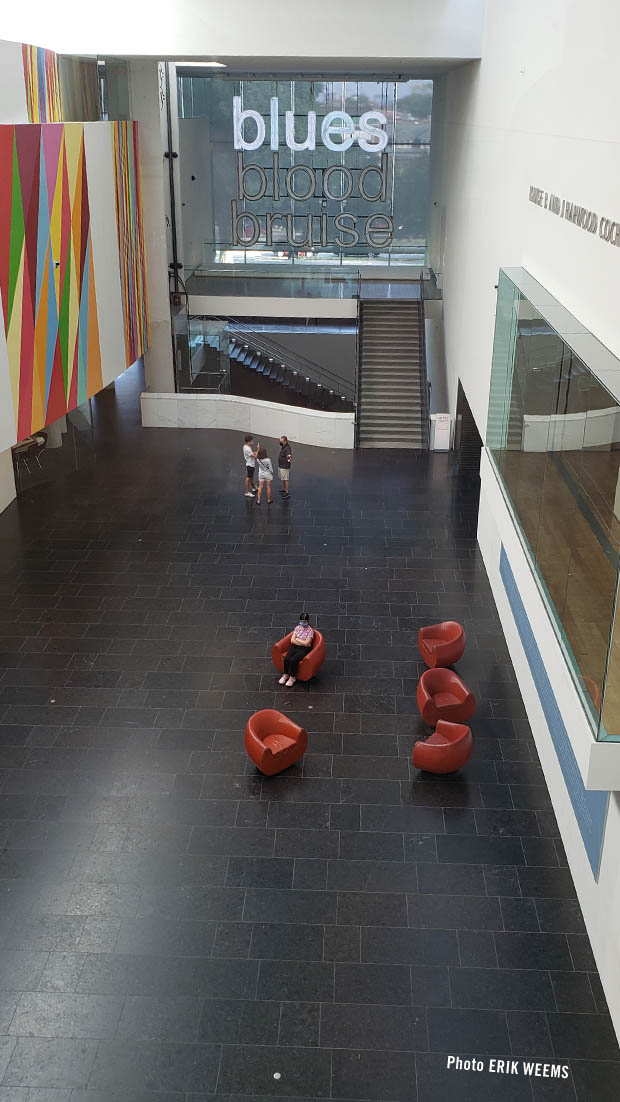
[284,644,309,676]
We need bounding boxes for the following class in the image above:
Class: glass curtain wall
[176,76,432,270]
[488,268,620,741]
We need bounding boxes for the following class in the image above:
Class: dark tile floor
[0,363,618,1102]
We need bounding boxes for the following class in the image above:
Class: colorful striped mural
[22,44,62,123]
[112,121,149,366]
[0,124,103,440]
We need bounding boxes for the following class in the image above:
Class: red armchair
[418,621,466,668]
[245,709,308,776]
[412,720,473,774]
[417,668,476,725]
[272,630,326,682]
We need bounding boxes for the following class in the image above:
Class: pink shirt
[294,623,314,644]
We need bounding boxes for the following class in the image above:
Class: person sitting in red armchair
[278,612,314,687]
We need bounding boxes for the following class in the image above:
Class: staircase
[357,300,428,448]
[228,328,354,412]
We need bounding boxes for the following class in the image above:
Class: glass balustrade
[487,268,620,740]
[196,242,426,271]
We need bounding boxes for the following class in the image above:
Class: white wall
[178,116,213,273]
[0,1,485,62]
[431,0,620,1042]
[479,451,620,1038]
[432,0,620,436]
[83,124,128,386]
[0,39,28,123]
[141,392,355,449]
[188,296,358,319]
[128,60,176,393]
[424,299,448,412]
[0,449,16,514]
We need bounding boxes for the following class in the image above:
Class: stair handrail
[419,280,431,449]
[355,290,363,448]
[222,318,356,403]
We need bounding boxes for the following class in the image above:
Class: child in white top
[256,448,273,505]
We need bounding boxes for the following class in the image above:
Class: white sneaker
[244,492,254,497]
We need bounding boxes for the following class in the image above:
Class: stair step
[360,421,424,429]
[360,395,422,404]
[359,433,425,441]
[358,440,425,449]
[359,430,425,439]
[358,402,426,411]
[361,409,423,416]
[361,391,421,398]
[360,410,422,417]
[360,406,422,413]
[360,423,421,431]
[359,416,425,424]
[360,409,421,417]
[361,393,422,400]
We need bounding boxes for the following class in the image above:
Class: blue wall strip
[500,544,609,879]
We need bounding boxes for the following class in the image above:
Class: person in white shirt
[255,448,274,505]
[243,434,259,497]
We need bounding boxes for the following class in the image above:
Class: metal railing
[419,278,431,449]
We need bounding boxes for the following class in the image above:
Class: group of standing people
[243,433,292,505]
